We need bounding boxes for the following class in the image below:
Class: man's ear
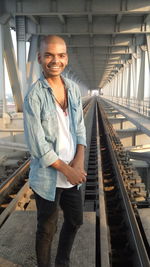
[38,52,41,64]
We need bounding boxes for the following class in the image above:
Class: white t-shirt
[56,103,75,188]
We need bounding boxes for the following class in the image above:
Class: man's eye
[45,54,52,58]
[60,54,66,58]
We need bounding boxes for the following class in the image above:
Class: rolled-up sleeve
[23,96,59,168]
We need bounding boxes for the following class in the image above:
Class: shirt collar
[39,73,51,89]
[39,72,71,92]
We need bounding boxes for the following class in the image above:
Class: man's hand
[69,144,87,183]
[51,144,87,185]
[69,158,87,181]
[51,158,86,185]
[66,144,87,184]
[65,165,87,185]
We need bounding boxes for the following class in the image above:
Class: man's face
[38,41,68,78]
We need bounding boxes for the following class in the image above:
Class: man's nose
[52,55,59,63]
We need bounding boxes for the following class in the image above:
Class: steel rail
[0,159,30,201]
[97,101,150,267]
[96,104,110,267]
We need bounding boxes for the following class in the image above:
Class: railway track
[99,100,150,266]
[0,153,29,185]
[0,159,30,226]
[84,99,150,266]
[0,97,150,266]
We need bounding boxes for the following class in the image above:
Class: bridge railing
[103,96,150,118]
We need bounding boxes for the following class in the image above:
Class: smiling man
[23,35,87,267]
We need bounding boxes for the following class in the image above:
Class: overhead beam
[58,14,66,24]
[15,10,150,16]
[67,44,129,47]
[69,50,132,55]
[35,30,149,36]
[7,0,148,90]
[0,13,11,24]
[73,54,121,60]
[69,53,91,88]
[25,16,149,35]
[27,15,40,25]
[66,35,145,47]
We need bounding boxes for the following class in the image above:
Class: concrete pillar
[112,76,116,100]
[108,82,111,97]
[123,64,128,98]
[131,55,136,97]
[116,73,120,98]
[130,58,134,98]
[135,46,141,98]
[132,133,136,146]
[0,24,6,117]
[126,62,132,106]
[120,69,124,100]
[27,35,40,90]
[117,71,122,98]
[112,78,115,99]
[137,48,145,102]
[122,65,128,98]
[144,50,150,98]
[146,34,150,65]
[120,120,123,130]
[146,35,150,115]
[16,16,27,98]
[115,75,118,98]
[4,23,23,112]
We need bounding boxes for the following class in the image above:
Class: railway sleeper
[88,165,98,171]
[127,177,142,183]
[87,170,98,176]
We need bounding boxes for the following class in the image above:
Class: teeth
[49,66,59,69]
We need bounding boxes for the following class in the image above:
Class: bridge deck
[138,208,150,248]
[0,198,95,267]
[103,99,150,137]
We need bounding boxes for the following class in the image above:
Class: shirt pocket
[41,111,57,139]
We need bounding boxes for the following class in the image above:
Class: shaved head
[38,35,68,78]
[39,35,67,52]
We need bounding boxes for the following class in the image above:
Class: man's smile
[47,65,61,70]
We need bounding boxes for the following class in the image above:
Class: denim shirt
[23,73,86,201]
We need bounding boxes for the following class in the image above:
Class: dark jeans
[34,186,83,267]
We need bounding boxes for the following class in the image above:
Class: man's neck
[46,75,65,96]
[46,76,62,87]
